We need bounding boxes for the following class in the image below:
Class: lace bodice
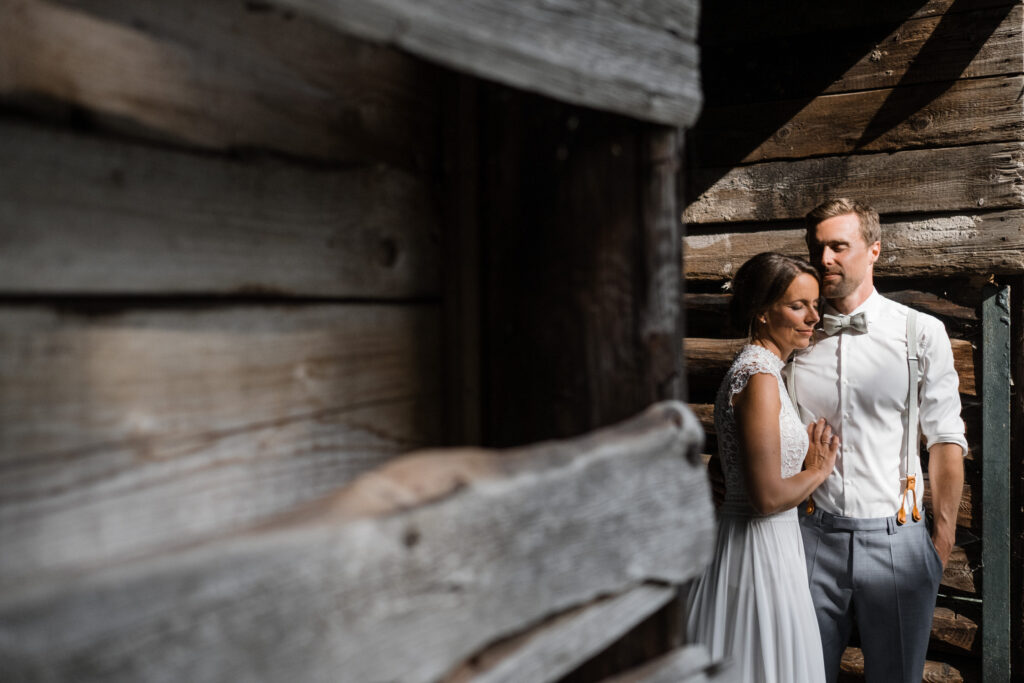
[715,344,808,508]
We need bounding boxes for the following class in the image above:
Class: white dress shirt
[785,289,967,519]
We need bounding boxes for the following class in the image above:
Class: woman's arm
[734,373,839,515]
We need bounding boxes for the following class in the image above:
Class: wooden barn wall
[0,0,447,585]
[683,1,1024,680]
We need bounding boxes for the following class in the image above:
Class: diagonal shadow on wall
[688,0,1015,209]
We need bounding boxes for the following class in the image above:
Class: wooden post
[982,284,1011,681]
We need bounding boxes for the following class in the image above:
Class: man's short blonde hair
[805,198,881,245]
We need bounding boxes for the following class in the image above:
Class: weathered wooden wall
[684,1,1024,680]
[1,0,711,680]
[0,402,721,683]
[0,0,446,587]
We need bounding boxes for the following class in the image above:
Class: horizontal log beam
[0,304,442,583]
[684,337,975,396]
[601,644,730,683]
[0,402,714,683]
[0,0,441,165]
[269,0,702,126]
[700,0,1015,45]
[685,144,1024,224]
[930,607,979,656]
[444,584,676,683]
[683,211,1024,279]
[694,75,1024,164]
[701,5,1022,103]
[841,647,963,682]
[0,121,440,297]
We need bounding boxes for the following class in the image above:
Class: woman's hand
[804,418,839,485]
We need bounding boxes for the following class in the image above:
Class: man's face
[807,212,880,300]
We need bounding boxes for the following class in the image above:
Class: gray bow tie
[822,312,868,335]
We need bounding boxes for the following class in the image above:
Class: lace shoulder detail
[714,344,808,508]
[725,345,784,401]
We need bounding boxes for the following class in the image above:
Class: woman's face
[760,273,820,357]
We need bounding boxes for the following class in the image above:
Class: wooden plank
[683,210,1024,279]
[981,284,1012,680]
[0,401,715,683]
[0,304,442,583]
[839,647,963,682]
[444,584,675,683]
[701,5,1023,104]
[684,337,976,397]
[600,644,728,683]
[942,545,979,595]
[700,0,1016,45]
[694,75,1024,165]
[269,0,702,126]
[600,648,710,682]
[0,120,440,297]
[0,0,442,165]
[685,143,1024,224]
[931,607,980,656]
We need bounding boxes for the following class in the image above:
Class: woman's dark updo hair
[728,252,820,339]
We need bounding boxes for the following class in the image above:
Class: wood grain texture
[0,402,714,683]
[839,647,963,682]
[930,607,980,655]
[700,0,1016,45]
[269,0,702,126]
[694,75,1024,164]
[600,644,731,683]
[0,121,440,297]
[942,545,979,595]
[0,304,442,583]
[0,0,442,165]
[701,4,1023,104]
[685,143,1024,224]
[684,337,976,397]
[444,584,675,683]
[683,211,1024,279]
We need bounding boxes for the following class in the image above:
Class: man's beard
[822,271,860,298]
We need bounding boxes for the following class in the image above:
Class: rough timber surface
[0,121,440,298]
[0,402,714,683]
[701,4,1023,104]
[443,584,676,683]
[683,211,1024,279]
[685,143,1024,224]
[0,304,442,584]
[268,0,702,126]
[600,644,729,682]
[839,646,964,682]
[694,75,1024,164]
[0,0,441,165]
[699,0,1017,45]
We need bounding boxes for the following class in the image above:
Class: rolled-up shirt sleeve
[918,316,968,456]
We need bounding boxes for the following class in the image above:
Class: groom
[785,198,967,683]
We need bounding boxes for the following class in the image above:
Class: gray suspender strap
[899,309,921,523]
[905,310,919,481]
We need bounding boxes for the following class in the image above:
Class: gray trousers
[799,508,943,683]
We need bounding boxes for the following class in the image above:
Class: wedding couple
[686,199,967,682]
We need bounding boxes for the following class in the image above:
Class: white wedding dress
[685,344,826,682]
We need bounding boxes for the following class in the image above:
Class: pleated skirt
[685,506,826,683]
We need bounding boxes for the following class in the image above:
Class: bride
[686,252,838,682]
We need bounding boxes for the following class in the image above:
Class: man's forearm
[928,443,965,567]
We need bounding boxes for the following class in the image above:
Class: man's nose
[820,247,835,265]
